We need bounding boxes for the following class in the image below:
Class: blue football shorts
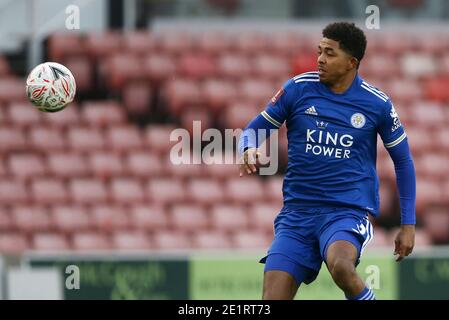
[260,205,373,286]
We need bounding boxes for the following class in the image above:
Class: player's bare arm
[394,224,415,262]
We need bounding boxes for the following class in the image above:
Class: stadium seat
[0,233,29,253]
[81,101,126,127]
[48,153,89,178]
[146,178,186,204]
[265,177,284,203]
[367,227,389,248]
[222,101,259,129]
[210,204,248,231]
[122,82,153,116]
[165,159,203,178]
[31,178,69,204]
[67,127,106,151]
[361,54,400,79]
[48,33,85,61]
[418,154,448,180]
[388,79,422,104]
[158,32,193,55]
[7,154,46,180]
[85,32,122,58]
[225,177,265,204]
[0,180,28,205]
[187,178,224,206]
[90,205,131,231]
[424,77,449,102]
[125,152,164,178]
[69,179,108,204]
[72,232,112,251]
[0,55,11,76]
[143,54,177,83]
[6,102,42,127]
[28,126,66,151]
[104,54,145,90]
[0,127,27,152]
[202,79,237,111]
[123,32,157,55]
[88,151,124,179]
[191,231,232,249]
[409,102,445,129]
[11,206,53,232]
[52,205,91,232]
[170,204,210,231]
[164,78,202,115]
[253,54,291,80]
[248,203,280,232]
[144,125,178,155]
[64,56,92,92]
[230,230,271,249]
[291,52,319,76]
[0,78,29,103]
[217,54,253,79]
[416,179,443,215]
[32,233,70,251]
[0,209,13,231]
[41,104,80,127]
[105,125,143,153]
[234,32,268,55]
[130,205,169,231]
[110,178,145,204]
[197,32,232,55]
[422,207,449,244]
[180,108,213,136]
[152,231,192,250]
[238,78,273,105]
[400,53,436,78]
[178,53,217,80]
[112,231,152,250]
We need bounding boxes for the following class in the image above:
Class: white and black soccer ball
[26,62,76,112]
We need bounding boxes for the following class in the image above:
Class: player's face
[317,38,356,84]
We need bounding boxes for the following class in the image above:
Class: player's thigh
[263,270,298,300]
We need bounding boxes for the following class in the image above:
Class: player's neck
[328,71,357,94]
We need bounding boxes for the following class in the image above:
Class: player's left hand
[394,224,415,262]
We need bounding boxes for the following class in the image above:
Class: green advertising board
[190,252,397,300]
[399,255,449,299]
[29,256,189,299]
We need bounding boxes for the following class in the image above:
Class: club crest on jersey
[316,120,328,129]
[351,113,366,129]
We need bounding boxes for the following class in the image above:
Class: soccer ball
[26,62,76,112]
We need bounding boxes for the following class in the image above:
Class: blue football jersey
[261,71,406,216]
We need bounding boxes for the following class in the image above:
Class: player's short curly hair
[322,22,367,64]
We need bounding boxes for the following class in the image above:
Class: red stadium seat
[147,178,186,204]
[409,102,445,129]
[0,233,29,253]
[0,127,27,152]
[67,127,105,151]
[130,205,169,231]
[361,54,400,79]
[0,209,13,231]
[0,55,11,76]
[0,180,28,205]
[291,52,318,76]
[405,127,433,156]
[388,79,422,104]
[231,230,271,249]
[158,32,193,55]
[48,153,89,178]
[187,178,224,206]
[202,79,237,111]
[152,231,192,250]
[265,177,284,204]
[400,53,436,78]
[125,152,164,178]
[0,78,28,103]
[418,154,448,180]
[422,207,449,244]
[248,203,280,232]
[11,206,53,232]
[180,108,213,135]
[52,205,91,232]
[85,32,122,58]
[104,54,145,90]
[105,125,143,153]
[32,233,70,251]
[436,128,449,152]
[424,77,449,102]
[170,204,209,231]
[112,231,152,250]
[123,32,157,55]
[222,101,259,129]
[72,232,111,251]
[178,53,217,80]
[144,125,178,155]
[416,179,443,215]
[110,178,145,204]
[69,179,108,204]
[81,101,126,127]
[238,78,273,106]
[366,227,389,248]
[234,32,269,55]
[122,82,153,116]
[143,54,177,83]
[90,205,131,231]
[224,177,265,204]
[210,204,249,231]
[253,54,291,81]
[197,32,232,55]
[48,33,85,61]
[217,54,253,79]
[64,57,92,92]
[164,78,202,115]
[28,126,66,151]
[42,104,80,128]
[6,102,42,127]
[31,178,69,204]
[7,154,46,180]
[191,231,232,249]
[88,151,124,179]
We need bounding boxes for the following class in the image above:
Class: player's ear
[348,56,358,70]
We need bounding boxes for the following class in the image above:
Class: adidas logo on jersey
[305,106,318,116]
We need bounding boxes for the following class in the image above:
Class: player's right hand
[239,148,261,177]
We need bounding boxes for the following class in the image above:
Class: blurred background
[0,0,448,299]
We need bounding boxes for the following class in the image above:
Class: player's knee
[328,258,357,285]
[262,271,297,300]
